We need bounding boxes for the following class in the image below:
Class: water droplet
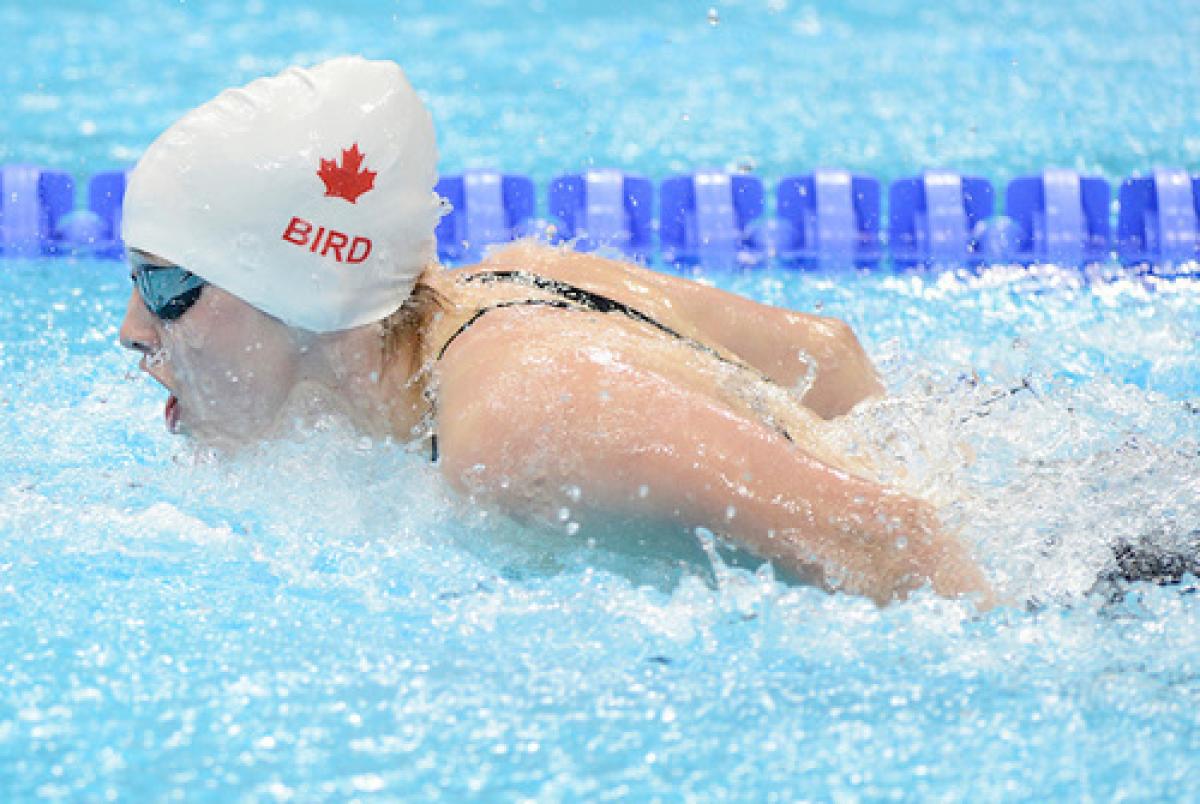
[725,505,737,521]
[564,485,582,502]
[557,507,571,522]
[707,7,720,25]
[637,484,650,498]
[794,350,818,398]
[566,522,581,536]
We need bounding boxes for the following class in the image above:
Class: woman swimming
[117,56,996,607]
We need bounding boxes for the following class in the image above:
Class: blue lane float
[658,170,765,266]
[1004,169,1110,265]
[1117,169,1200,265]
[433,169,536,262]
[3,162,1198,271]
[774,169,882,268]
[85,170,129,258]
[888,171,994,267]
[0,164,75,257]
[547,169,653,260]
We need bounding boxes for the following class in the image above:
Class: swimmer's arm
[482,242,884,418]
[435,335,993,608]
[675,286,886,419]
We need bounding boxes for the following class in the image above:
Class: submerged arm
[434,315,992,607]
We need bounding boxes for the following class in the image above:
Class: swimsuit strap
[461,270,687,336]
[430,296,575,464]
[437,296,577,361]
[441,270,736,367]
[426,269,792,463]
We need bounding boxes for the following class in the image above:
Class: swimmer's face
[119,252,304,446]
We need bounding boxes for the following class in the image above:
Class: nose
[119,289,160,355]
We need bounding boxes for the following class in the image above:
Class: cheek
[167,316,298,425]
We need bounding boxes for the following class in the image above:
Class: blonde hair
[380,264,448,366]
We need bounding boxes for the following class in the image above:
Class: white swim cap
[123,56,443,332]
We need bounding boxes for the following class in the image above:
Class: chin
[184,405,301,453]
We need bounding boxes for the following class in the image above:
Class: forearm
[600,408,991,605]
[443,368,991,607]
[678,284,885,418]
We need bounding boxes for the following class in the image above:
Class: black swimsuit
[426,269,791,462]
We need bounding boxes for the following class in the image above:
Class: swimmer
[117,57,996,608]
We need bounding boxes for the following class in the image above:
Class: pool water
[3,0,1200,799]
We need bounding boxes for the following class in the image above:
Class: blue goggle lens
[131,261,207,321]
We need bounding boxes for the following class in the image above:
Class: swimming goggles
[130,259,207,321]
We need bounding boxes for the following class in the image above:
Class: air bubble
[564,485,582,502]
[566,522,581,536]
[707,7,720,25]
[637,484,650,498]
[557,507,571,522]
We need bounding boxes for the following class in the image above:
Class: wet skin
[119,241,995,607]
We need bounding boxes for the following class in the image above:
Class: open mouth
[165,394,181,433]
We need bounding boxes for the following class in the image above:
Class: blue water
[3,0,1200,799]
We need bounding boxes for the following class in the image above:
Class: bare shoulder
[431,303,629,478]
[469,240,883,417]
[433,300,614,401]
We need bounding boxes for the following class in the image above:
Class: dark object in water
[1106,533,1200,586]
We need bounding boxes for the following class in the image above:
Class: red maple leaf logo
[317,143,377,204]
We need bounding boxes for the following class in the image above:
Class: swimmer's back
[421,255,869,477]
[470,241,884,418]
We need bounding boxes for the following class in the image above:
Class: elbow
[821,317,867,362]
[806,317,885,418]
